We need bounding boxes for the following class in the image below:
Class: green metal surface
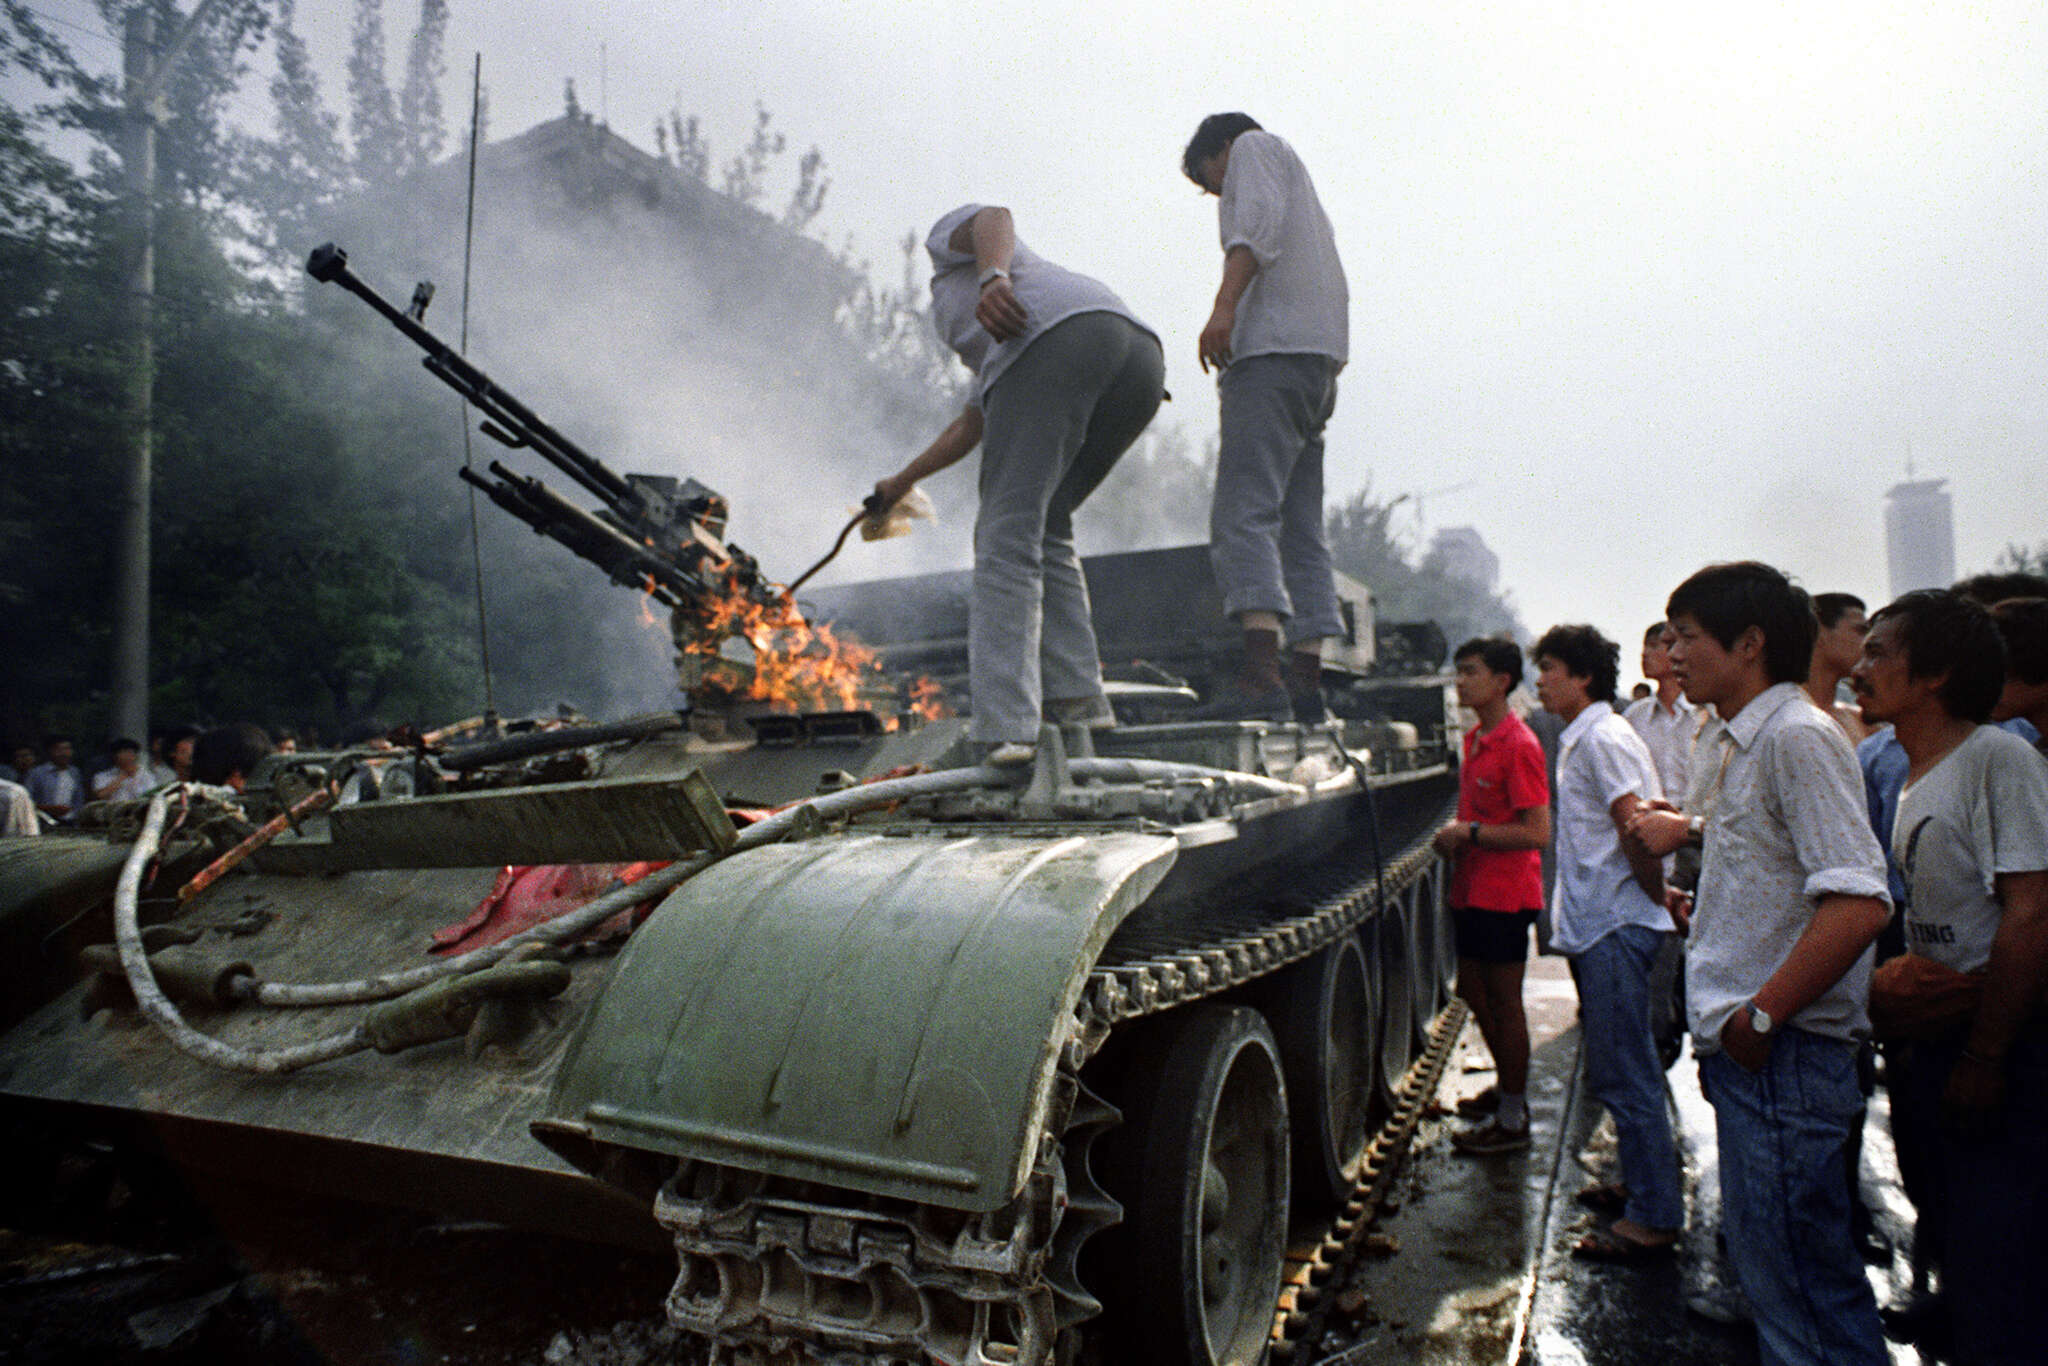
[545,829,1179,1212]
[258,770,737,871]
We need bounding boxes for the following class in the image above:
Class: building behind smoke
[1424,526,1500,593]
[1884,476,1955,597]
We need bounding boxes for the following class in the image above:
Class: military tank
[0,248,1462,1366]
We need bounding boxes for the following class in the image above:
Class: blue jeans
[1573,925,1684,1229]
[1700,1032,1885,1366]
[1890,1029,2048,1365]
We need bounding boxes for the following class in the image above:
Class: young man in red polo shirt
[1434,636,1552,1151]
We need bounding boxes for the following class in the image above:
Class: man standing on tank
[1434,637,1550,1152]
[1182,113,1349,724]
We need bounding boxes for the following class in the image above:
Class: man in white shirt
[1526,624,1682,1256]
[1181,113,1349,724]
[92,737,156,803]
[1806,592,1871,743]
[1661,561,1891,1366]
[1623,621,1697,802]
[1851,588,2048,1366]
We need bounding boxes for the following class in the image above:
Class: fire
[909,676,951,721]
[677,569,883,713]
[638,574,661,627]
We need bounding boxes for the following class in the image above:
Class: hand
[1664,886,1692,936]
[1626,806,1691,859]
[975,277,1028,341]
[1719,1005,1774,1073]
[1942,1051,2008,1137]
[1198,304,1235,372]
[1431,821,1469,856]
[871,475,911,513]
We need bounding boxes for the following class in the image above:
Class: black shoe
[1187,683,1293,723]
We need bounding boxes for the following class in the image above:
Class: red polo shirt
[1451,710,1548,912]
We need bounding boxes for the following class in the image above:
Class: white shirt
[1894,725,2048,974]
[1217,131,1349,363]
[93,766,155,802]
[0,779,37,837]
[925,204,1152,407]
[1548,702,1668,956]
[1688,683,1892,1050]
[1623,691,1698,811]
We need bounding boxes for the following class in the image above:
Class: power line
[20,4,119,48]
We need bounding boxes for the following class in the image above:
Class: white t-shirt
[1894,725,2048,974]
[93,766,156,802]
[1216,131,1349,363]
[925,204,1151,407]
[1623,691,1698,811]
[1549,702,1669,956]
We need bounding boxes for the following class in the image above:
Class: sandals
[1571,1225,1677,1263]
[1575,1182,1629,1216]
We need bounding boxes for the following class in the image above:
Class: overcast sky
[24,0,2048,661]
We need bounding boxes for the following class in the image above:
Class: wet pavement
[1323,952,1930,1366]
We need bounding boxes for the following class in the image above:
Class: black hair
[1953,571,2048,606]
[1182,113,1262,186]
[1665,561,1816,685]
[192,723,272,785]
[1869,590,2006,723]
[107,736,141,755]
[1991,597,2048,687]
[41,734,70,752]
[1642,622,1668,646]
[1811,592,1866,629]
[1534,624,1621,703]
[1453,635,1523,683]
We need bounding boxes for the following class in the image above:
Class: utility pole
[110,0,225,744]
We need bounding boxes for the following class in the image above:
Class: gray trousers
[973,313,1164,742]
[1210,353,1345,642]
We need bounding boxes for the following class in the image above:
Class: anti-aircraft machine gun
[305,243,786,691]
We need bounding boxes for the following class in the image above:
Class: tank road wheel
[1366,912,1414,1112]
[1259,935,1377,1210]
[1097,1005,1289,1366]
[1407,874,1438,1052]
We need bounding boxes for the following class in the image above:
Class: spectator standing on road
[1662,561,1891,1366]
[1989,597,2048,758]
[0,779,37,836]
[0,743,31,785]
[25,737,87,824]
[1854,590,2048,1366]
[1181,113,1349,725]
[1524,625,1682,1256]
[1807,592,1872,743]
[1623,622,1697,804]
[1433,637,1550,1152]
[92,737,155,803]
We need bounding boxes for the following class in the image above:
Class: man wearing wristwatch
[1851,590,2048,1365]
[873,206,1164,767]
[1432,637,1550,1154]
[1664,562,1892,1366]
[1180,113,1349,725]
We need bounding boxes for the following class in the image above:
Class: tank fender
[543,830,1177,1212]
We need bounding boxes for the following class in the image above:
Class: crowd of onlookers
[0,723,302,837]
[1436,561,2047,1366]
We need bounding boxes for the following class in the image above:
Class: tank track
[653,794,1457,1366]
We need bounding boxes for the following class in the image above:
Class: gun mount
[305,243,791,695]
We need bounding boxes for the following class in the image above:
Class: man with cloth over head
[873,206,1164,768]
[1181,113,1349,724]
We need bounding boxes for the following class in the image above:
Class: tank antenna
[457,52,498,726]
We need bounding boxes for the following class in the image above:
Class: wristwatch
[1746,1001,1774,1035]
[1686,814,1706,844]
[977,266,1010,290]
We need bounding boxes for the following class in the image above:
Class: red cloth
[430,860,671,955]
[1450,711,1548,912]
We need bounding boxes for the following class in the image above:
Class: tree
[721,102,784,206]
[397,0,446,172]
[347,0,401,183]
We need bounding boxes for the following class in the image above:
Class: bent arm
[1968,869,2048,1062]
[1199,246,1259,373]
[1750,893,1890,1024]
[1610,792,1665,903]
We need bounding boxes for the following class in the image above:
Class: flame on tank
[676,570,882,713]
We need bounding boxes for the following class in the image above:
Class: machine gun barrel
[306,243,632,510]
[456,464,686,608]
